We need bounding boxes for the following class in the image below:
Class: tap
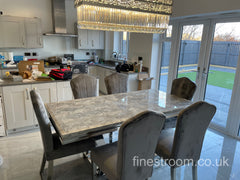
[112,52,118,60]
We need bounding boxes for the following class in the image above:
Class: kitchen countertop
[94,64,146,75]
[0,74,81,87]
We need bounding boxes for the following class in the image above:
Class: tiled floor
[0,129,239,180]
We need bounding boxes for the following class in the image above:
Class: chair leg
[170,167,176,180]
[92,161,97,180]
[83,151,89,159]
[47,160,54,180]
[192,162,198,180]
[40,154,46,176]
[109,132,113,143]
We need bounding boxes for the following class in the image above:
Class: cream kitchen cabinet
[0,16,42,48]
[32,83,57,125]
[77,29,104,49]
[3,85,34,130]
[24,17,43,48]
[0,16,26,48]
[56,81,74,102]
[3,83,57,131]
[78,29,89,49]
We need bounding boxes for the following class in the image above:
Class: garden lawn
[178,70,235,90]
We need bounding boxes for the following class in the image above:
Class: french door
[169,19,240,137]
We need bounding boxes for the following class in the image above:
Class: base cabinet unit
[32,83,57,125]
[3,85,34,130]
[2,83,57,132]
[57,81,74,102]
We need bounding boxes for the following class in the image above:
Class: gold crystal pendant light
[75,0,173,33]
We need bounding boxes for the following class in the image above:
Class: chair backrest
[171,101,216,164]
[105,72,128,94]
[30,90,54,153]
[70,74,97,99]
[171,77,196,100]
[117,111,166,180]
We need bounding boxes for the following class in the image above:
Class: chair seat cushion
[155,128,175,160]
[46,133,100,160]
[91,142,118,180]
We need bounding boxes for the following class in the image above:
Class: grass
[178,70,235,90]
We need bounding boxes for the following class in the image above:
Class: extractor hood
[43,0,77,37]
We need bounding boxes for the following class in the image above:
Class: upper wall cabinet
[77,29,104,50]
[0,16,43,49]
[24,18,43,48]
[0,16,26,48]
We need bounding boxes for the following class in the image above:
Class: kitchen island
[89,64,147,94]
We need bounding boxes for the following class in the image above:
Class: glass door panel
[159,41,171,92]
[177,24,204,82]
[204,22,240,128]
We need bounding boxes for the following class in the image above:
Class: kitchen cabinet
[0,16,26,48]
[24,18,43,48]
[77,29,104,49]
[3,85,34,130]
[0,16,43,48]
[32,83,57,125]
[2,82,57,131]
[78,29,89,49]
[56,81,74,102]
[0,95,6,136]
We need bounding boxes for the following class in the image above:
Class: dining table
[45,89,193,145]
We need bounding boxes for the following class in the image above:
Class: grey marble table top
[46,89,192,144]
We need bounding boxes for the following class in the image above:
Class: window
[119,31,129,60]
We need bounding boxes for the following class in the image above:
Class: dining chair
[104,72,128,143]
[155,101,216,180]
[30,90,99,180]
[105,72,128,95]
[171,77,196,100]
[70,74,98,99]
[91,111,166,180]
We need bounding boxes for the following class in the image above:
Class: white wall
[128,33,153,69]
[0,0,103,60]
[172,0,240,17]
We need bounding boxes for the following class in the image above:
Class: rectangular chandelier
[75,0,173,34]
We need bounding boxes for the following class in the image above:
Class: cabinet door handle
[79,40,82,47]
[22,36,25,46]
[39,37,42,46]
[92,40,94,47]
[26,88,30,100]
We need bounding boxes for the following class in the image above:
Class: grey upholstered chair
[171,77,196,100]
[105,72,128,95]
[91,111,166,180]
[30,90,99,180]
[104,72,128,143]
[70,74,98,99]
[155,101,216,180]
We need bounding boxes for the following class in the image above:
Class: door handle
[26,88,30,100]
[39,37,42,46]
[197,67,200,79]
[22,36,25,46]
